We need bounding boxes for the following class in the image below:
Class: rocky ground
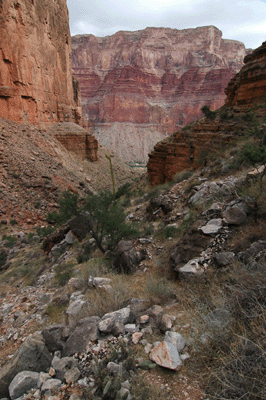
[1,156,266,399]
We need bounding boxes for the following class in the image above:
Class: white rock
[150,341,182,371]
[102,306,131,325]
[164,331,186,352]
[132,332,143,344]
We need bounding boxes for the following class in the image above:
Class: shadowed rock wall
[0,0,81,125]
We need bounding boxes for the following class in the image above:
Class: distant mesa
[72,26,247,163]
[147,41,266,185]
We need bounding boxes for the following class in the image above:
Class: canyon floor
[1,108,266,399]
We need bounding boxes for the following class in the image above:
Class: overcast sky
[67,0,266,49]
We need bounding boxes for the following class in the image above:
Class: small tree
[46,190,80,224]
[84,190,138,254]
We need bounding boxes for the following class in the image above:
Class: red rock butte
[147,41,266,185]
[0,0,81,125]
[72,26,247,162]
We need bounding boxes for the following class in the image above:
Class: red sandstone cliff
[0,0,81,125]
[72,26,247,162]
[147,41,266,185]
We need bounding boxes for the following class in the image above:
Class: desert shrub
[2,234,17,248]
[115,182,131,199]
[0,249,8,268]
[142,225,154,237]
[242,111,255,122]
[146,276,176,303]
[77,242,91,264]
[201,105,217,120]
[9,219,18,226]
[163,225,179,238]
[54,262,74,286]
[85,275,133,316]
[36,225,56,238]
[172,170,193,184]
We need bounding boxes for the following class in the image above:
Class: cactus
[103,380,112,396]
[138,360,156,370]
[141,387,149,400]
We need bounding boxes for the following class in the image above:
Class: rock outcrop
[72,26,246,162]
[147,41,266,185]
[47,123,98,161]
[0,0,81,125]
[225,41,266,108]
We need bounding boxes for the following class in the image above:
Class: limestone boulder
[0,333,52,398]
[63,317,100,356]
[222,206,247,225]
[150,341,182,371]
[115,240,146,273]
[9,371,39,400]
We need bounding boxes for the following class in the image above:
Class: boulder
[98,317,114,333]
[222,206,247,225]
[150,341,182,371]
[64,367,81,384]
[115,240,145,273]
[170,221,213,271]
[51,357,79,382]
[199,218,223,235]
[215,252,235,267]
[9,371,39,400]
[146,305,163,327]
[41,378,62,394]
[178,259,204,279]
[238,241,266,263]
[41,325,65,353]
[164,331,186,352]
[112,320,125,336]
[65,299,89,327]
[0,333,52,398]
[102,306,132,325]
[63,317,100,356]
[160,315,174,332]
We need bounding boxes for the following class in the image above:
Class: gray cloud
[67,0,266,49]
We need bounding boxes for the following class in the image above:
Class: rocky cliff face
[225,41,266,108]
[72,26,246,162]
[147,42,266,185]
[0,0,81,125]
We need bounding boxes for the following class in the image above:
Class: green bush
[54,262,74,286]
[2,235,17,248]
[46,190,80,224]
[201,105,217,120]
[84,190,139,254]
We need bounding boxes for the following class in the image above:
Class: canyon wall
[0,0,81,125]
[147,41,266,185]
[72,26,247,162]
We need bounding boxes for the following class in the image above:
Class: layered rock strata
[225,41,266,107]
[72,26,246,162]
[0,0,81,125]
[147,42,266,185]
[48,123,98,161]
